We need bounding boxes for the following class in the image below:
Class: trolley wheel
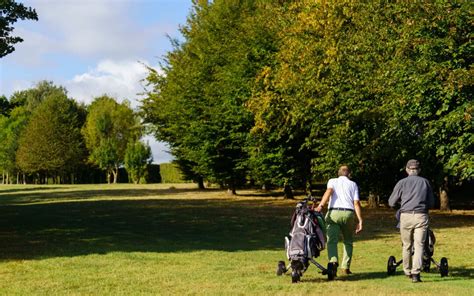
[291,270,300,283]
[276,261,286,276]
[387,256,397,276]
[422,257,431,272]
[327,262,337,281]
[440,257,448,277]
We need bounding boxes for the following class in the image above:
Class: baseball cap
[406,159,420,169]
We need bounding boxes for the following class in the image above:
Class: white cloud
[31,0,151,59]
[6,0,175,67]
[66,59,153,108]
[4,27,59,67]
[65,59,173,164]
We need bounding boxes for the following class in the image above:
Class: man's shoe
[405,274,412,279]
[411,274,422,283]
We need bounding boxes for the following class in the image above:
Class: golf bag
[285,202,326,261]
[277,196,337,282]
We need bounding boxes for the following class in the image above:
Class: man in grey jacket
[389,159,435,283]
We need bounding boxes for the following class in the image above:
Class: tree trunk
[305,181,313,196]
[367,192,379,208]
[112,166,119,184]
[23,173,26,184]
[107,170,111,184]
[227,181,236,195]
[439,177,450,211]
[197,176,205,189]
[284,183,294,199]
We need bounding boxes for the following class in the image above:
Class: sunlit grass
[0,184,473,295]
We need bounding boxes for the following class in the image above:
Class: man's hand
[355,221,363,234]
[315,204,323,212]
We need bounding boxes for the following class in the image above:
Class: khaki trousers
[400,212,429,275]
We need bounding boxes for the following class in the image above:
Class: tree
[82,96,138,184]
[0,0,38,57]
[248,0,472,207]
[16,91,85,182]
[0,106,28,184]
[143,0,280,193]
[379,1,473,209]
[124,140,152,184]
[0,81,66,184]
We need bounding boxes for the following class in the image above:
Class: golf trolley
[387,228,448,277]
[276,196,338,283]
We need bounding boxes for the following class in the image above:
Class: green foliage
[124,140,152,184]
[0,0,38,57]
[82,96,139,184]
[159,162,186,183]
[0,81,69,183]
[143,0,473,196]
[143,0,281,191]
[0,95,12,116]
[247,0,473,197]
[16,90,85,177]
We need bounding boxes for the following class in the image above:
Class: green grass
[0,184,473,295]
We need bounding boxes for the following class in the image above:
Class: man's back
[389,175,434,213]
[328,176,359,209]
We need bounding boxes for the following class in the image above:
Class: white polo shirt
[327,176,359,210]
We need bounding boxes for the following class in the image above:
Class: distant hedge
[159,163,186,183]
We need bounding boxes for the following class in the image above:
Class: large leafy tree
[248,0,472,207]
[0,81,67,184]
[0,0,38,57]
[380,1,473,209]
[82,96,138,184]
[143,0,278,193]
[16,91,85,182]
[0,106,28,183]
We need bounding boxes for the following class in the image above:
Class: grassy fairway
[0,184,473,295]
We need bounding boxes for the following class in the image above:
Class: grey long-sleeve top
[388,175,435,213]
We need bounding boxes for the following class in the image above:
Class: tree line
[0,81,152,184]
[141,0,472,208]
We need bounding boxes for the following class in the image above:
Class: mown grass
[0,184,473,295]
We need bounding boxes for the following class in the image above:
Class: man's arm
[388,182,401,208]
[354,200,363,234]
[316,188,333,212]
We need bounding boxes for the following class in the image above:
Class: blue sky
[0,0,194,163]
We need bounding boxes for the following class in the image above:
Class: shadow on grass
[290,270,388,283]
[0,186,69,194]
[0,186,473,261]
[0,187,221,205]
[300,267,473,283]
[0,197,295,260]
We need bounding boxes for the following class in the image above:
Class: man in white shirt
[316,165,363,275]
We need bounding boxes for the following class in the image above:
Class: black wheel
[276,261,286,276]
[440,257,448,277]
[422,257,431,272]
[387,256,397,276]
[327,262,337,281]
[291,270,300,283]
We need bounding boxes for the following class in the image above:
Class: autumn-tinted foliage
[144,0,472,201]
